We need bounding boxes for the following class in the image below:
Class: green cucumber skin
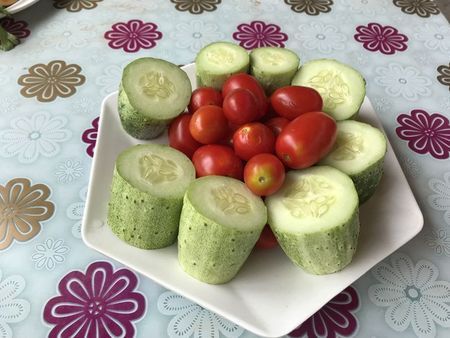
[118,84,170,140]
[196,66,249,91]
[351,158,385,204]
[270,209,360,275]
[107,168,181,249]
[250,67,297,96]
[178,194,263,284]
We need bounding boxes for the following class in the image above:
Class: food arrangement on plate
[107,41,387,284]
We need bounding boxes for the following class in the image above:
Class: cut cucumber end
[291,59,366,120]
[107,144,195,249]
[266,166,359,274]
[250,47,300,95]
[320,120,387,203]
[195,41,250,90]
[178,176,267,284]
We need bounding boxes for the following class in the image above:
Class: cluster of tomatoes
[168,73,337,198]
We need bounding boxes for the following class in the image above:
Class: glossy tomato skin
[276,111,337,169]
[188,87,223,114]
[192,144,243,180]
[270,86,323,120]
[168,114,201,158]
[255,225,278,249]
[244,153,285,196]
[265,116,289,137]
[222,73,268,118]
[223,88,259,125]
[189,105,229,144]
[233,123,275,161]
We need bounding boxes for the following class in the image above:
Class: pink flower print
[396,109,450,159]
[289,286,359,338]
[104,19,162,53]
[82,116,98,157]
[0,17,30,39]
[354,23,408,55]
[43,261,146,338]
[233,21,288,50]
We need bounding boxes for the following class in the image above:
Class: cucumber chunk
[107,144,195,249]
[195,42,250,90]
[178,176,267,284]
[291,59,366,120]
[250,47,300,95]
[320,120,387,204]
[265,166,359,275]
[119,57,192,139]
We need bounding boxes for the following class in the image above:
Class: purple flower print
[104,19,162,53]
[233,21,288,50]
[82,116,98,157]
[396,109,450,159]
[0,17,30,39]
[289,286,359,338]
[354,23,408,55]
[43,261,146,338]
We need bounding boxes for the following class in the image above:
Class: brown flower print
[18,60,85,102]
[393,0,440,18]
[437,63,450,91]
[53,0,103,12]
[284,0,333,15]
[170,0,221,14]
[0,178,55,250]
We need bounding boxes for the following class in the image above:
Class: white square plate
[82,63,423,337]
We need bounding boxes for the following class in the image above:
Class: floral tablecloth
[0,0,449,337]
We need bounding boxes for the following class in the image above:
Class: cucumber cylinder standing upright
[178,176,267,284]
[265,166,359,275]
[107,144,195,249]
[118,58,192,139]
[319,120,387,204]
[250,47,300,95]
[291,59,366,121]
[195,41,250,90]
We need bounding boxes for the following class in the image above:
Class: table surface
[0,1,449,338]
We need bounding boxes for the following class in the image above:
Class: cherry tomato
[222,73,268,118]
[265,117,289,137]
[192,144,243,180]
[255,225,278,249]
[270,86,323,120]
[233,123,275,161]
[168,113,201,158]
[276,111,337,169]
[223,88,259,124]
[244,153,285,196]
[188,87,223,114]
[189,105,229,144]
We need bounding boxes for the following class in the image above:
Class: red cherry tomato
[233,123,275,161]
[276,111,337,169]
[265,117,289,137]
[270,86,323,120]
[222,73,268,118]
[188,87,223,114]
[189,105,229,144]
[255,225,278,249]
[168,114,201,158]
[192,144,243,180]
[223,88,259,124]
[244,153,285,196]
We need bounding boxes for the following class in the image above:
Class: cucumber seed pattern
[139,154,180,184]
[260,50,285,66]
[212,186,250,215]
[283,176,336,218]
[331,132,364,161]
[307,70,349,110]
[139,72,175,99]
[206,48,235,65]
